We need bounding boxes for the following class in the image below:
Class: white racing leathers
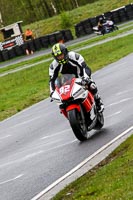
[49,51,91,93]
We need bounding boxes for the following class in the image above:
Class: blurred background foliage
[0,0,132,40]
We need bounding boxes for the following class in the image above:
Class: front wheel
[94,112,104,130]
[68,108,88,141]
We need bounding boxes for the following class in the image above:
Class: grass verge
[52,134,133,200]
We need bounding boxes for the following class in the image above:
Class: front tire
[94,112,104,130]
[68,108,88,141]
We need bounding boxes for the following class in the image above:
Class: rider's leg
[89,80,104,113]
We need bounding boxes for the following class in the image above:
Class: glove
[81,77,90,86]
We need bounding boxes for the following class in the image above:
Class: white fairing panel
[52,90,61,103]
[71,81,88,100]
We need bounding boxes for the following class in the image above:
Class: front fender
[66,104,80,112]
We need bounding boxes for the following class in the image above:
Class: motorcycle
[51,74,104,141]
[93,19,119,35]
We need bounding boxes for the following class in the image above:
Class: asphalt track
[0,53,133,200]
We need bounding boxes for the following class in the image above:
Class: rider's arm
[69,51,91,78]
[49,61,60,93]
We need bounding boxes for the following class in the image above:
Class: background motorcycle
[93,19,119,35]
[51,74,104,141]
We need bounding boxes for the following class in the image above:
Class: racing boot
[94,93,104,113]
[86,79,104,113]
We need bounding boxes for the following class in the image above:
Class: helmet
[52,43,68,64]
[99,17,103,23]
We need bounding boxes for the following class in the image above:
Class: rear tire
[68,108,88,141]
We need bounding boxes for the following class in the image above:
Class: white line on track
[10,116,41,128]
[0,140,77,169]
[31,126,133,200]
[0,151,44,169]
[0,174,24,185]
[106,111,122,118]
[40,128,71,139]
[0,135,11,140]
[116,89,133,95]
[106,97,133,108]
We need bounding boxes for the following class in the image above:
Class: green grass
[52,134,133,200]
[0,33,133,121]
[0,54,51,74]
[0,62,50,120]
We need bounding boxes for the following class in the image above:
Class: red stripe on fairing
[82,92,94,112]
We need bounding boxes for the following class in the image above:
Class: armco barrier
[0,29,73,62]
[75,3,133,37]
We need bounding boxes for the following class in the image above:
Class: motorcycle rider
[49,43,104,113]
[97,17,105,35]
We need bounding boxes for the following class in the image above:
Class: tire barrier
[61,29,74,42]
[48,33,57,46]
[33,38,42,51]
[81,19,93,35]
[0,51,3,62]
[104,11,112,20]
[1,50,9,61]
[118,8,128,22]
[39,35,49,48]
[111,10,121,24]
[125,4,133,20]
[75,3,133,37]
[14,45,24,56]
[8,48,16,59]
[0,29,73,62]
[75,23,86,37]
[54,31,64,43]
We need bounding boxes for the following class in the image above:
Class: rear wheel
[68,108,88,141]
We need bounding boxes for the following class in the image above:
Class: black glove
[81,77,89,86]
[81,77,94,90]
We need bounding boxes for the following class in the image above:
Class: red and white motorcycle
[51,74,104,141]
